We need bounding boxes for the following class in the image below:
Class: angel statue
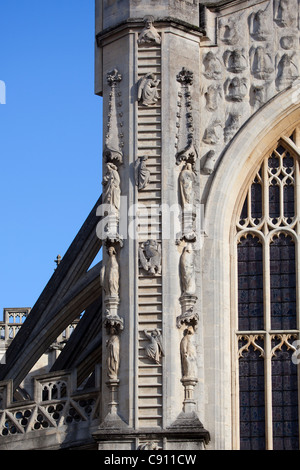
[139,239,161,275]
[137,73,160,107]
[143,329,164,364]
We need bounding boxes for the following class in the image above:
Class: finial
[54,254,62,270]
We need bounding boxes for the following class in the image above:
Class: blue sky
[0,1,103,311]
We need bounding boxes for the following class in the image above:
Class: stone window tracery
[234,130,300,450]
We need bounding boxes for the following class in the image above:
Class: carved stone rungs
[137,36,163,429]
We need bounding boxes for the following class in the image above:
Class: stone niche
[98,0,201,32]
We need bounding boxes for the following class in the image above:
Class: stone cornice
[201,0,268,11]
[96,16,203,46]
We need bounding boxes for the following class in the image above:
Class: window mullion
[236,139,300,450]
[262,156,273,449]
[264,333,273,450]
[264,233,273,449]
[294,156,300,448]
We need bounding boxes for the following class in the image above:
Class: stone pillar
[93,0,209,450]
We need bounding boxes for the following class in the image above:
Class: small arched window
[233,130,300,450]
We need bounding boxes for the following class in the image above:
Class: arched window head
[234,129,300,450]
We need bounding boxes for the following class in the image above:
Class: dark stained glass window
[270,235,296,331]
[272,344,299,450]
[239,341,265,450]
[236,137,299,450]
[238,236,264,331]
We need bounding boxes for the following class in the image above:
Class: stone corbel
[176,304,199,330]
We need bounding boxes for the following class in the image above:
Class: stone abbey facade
[1,0,300,450]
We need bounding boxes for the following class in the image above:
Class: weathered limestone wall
[95,0,300,450]
[95,0,209,450]
[0,0,298,451]
[199,0,300,450]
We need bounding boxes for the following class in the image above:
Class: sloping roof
[0,196,103,393]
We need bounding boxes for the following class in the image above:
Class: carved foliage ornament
[176,67,194,85]
[104,68,124,166]
[176,306,199,329]
[175,68,198,169]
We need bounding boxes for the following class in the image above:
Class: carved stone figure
[135,155,151,190]
[106,326,120,381]
[139,240,161,275]
[180,244,196,296]
[224,49,247,73]
[203,52,222,80]
[204,84,222,112]
[103,246,119,298]
[179,163,195,209]
[138,73,160,106]
[225,77,248,102]
[250,84,267,110]
[224,112,241,143]
[250,46,274,80]
[249,5,271,41]
[137,441,161,450]
[143,329,164,364]
[274,0,296,28]
[203,119,223,145]
[102,162,121,214]
[280,36,297,51]
[180,325,197,379]
[219,17,239,45]
[276,53,299,90]
[202,150,217,175]
[104,68,124,165]
[137,15,161,45]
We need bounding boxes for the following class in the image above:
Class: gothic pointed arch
[202,82,300,449]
